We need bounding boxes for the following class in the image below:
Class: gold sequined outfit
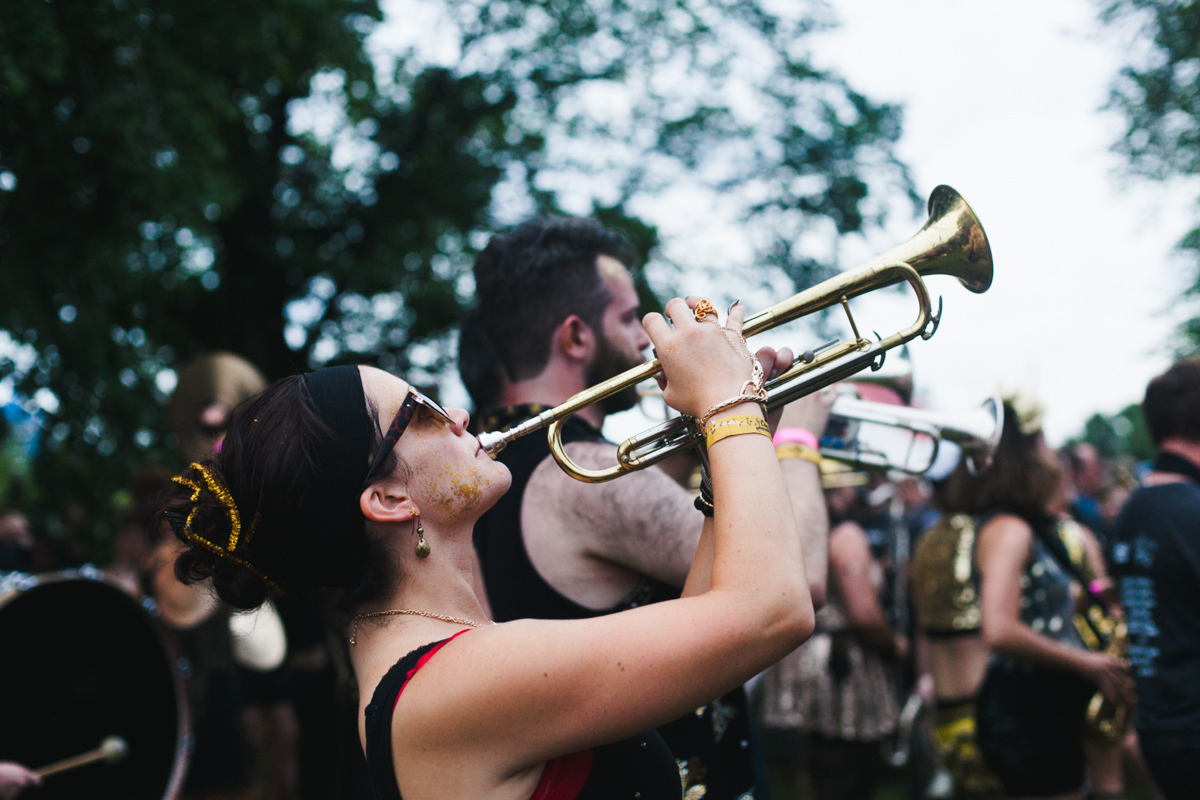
[912,514,982,635]
[932,699,1004,799]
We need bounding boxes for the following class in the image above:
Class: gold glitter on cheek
[417,449,494,516]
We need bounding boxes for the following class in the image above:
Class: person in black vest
[463,216,832,800]
[1110,358,1200,800]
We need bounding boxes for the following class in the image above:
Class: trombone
[478,185,994,483]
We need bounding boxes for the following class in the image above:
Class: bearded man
[464,216,831,800]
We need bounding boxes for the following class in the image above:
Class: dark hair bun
[160,465,272,611]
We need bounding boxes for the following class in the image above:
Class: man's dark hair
[1143,358,1200,446]
[463,217,639,403]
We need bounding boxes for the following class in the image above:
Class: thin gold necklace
[350,608,493,645]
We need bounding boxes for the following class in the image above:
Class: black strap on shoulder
[363,639,447,800]
[1024,516,1107,642]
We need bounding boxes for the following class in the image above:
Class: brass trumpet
[478,185,993,483]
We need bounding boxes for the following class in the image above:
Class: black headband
[270,365,374,589]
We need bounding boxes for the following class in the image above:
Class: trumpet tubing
[478,185,993,483]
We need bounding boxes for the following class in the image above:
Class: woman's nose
[451,408,471,433]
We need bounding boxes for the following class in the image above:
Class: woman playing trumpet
[160,297,815,800]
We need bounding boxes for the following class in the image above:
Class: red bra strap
[530,749,593,800]
[393,629,473,712]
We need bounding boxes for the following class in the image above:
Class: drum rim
[0,569,192,800]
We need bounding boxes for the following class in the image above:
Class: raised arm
[775,391,833,607]
[399,297,815,781]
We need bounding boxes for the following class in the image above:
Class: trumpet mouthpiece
[100,736,128,763]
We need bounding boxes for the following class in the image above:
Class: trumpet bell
[864,184,993,294]
[821,396,1004,475]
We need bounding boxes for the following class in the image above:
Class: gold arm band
[705,415,771,449]
[776,442,822,465]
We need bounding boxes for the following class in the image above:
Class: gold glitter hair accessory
[171,463,279,593]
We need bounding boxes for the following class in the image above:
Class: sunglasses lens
[414,391,453,424]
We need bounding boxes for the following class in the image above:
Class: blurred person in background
[169,352,269,460]
[944,397,1130,800]
[760,480,906,800]
[910,469,1004,800]
[156,352,268,800]
[0,510,32,573]
[1109,359,1200,800]
[104,467,169,596]
[1063,443,1113,548]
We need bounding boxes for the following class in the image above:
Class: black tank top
[472,407,679,620]
[362,633,681,800]
[473,406,756,800]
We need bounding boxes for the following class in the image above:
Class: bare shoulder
[977,513,1032,543]
[976,513,1033,565]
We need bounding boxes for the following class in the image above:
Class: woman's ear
[360,478,413,523]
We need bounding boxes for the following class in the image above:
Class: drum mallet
[35,736,128,778]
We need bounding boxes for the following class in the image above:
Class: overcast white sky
[601,0,1200,445]
[795,0,1199,442]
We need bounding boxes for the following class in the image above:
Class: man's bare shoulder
[525,439,678,516]
[522,440,700,587]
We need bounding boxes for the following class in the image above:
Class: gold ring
[694,299,716,322]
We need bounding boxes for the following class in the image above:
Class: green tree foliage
[1101,0,1200,352]
[0,0,911,559]
[1075,403,1156,461]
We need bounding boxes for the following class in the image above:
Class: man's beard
[586,333,644,416]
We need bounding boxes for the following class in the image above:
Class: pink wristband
[773,427,818,449]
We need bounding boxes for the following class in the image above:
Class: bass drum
[0,569,189,799]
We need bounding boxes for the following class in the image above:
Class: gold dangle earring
[411,507,430,559]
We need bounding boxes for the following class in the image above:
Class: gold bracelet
[705,415,771,449]
[776,442,822,465]
[698,394,767,430]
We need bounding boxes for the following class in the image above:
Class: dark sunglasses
[365,387,454,482]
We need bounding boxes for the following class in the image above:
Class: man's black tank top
[363,633,681,800]
[473,406,756,800]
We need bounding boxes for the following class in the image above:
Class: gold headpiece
[172,463,279,593]
[1004,391,1045,436]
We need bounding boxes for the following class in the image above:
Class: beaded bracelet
[704,415,771,449]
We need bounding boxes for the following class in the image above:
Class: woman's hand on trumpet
[645,296,758,420]
[645,295,825,433]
